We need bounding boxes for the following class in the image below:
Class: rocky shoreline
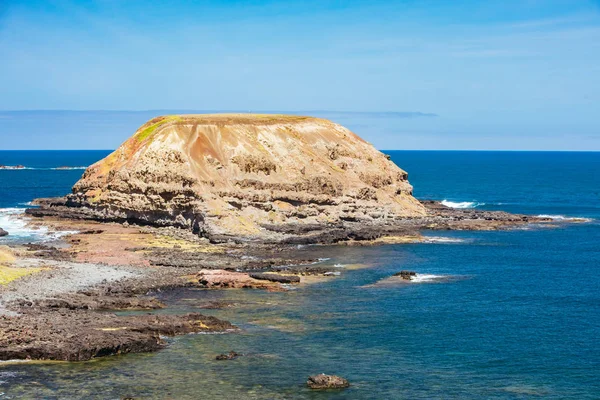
[0,115,559,362]
[0,199,557,362]
[0,311,235,361]
[25,197,552,244]
[0,213,343,361]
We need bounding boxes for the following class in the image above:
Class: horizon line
[1,149,598,153]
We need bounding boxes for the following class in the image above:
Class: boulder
[307,374,350,389]
[394,270,417,280]
[0,228,8,237]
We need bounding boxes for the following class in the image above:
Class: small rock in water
[307,374,350,389]
[393,270,417,280]
[215,351,241,360]
[0,228,8,237]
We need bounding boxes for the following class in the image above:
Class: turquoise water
[0,151,599,399]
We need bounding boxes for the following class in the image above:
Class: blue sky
[0,0,599,150]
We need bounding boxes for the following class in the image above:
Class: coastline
[0,199,561,362]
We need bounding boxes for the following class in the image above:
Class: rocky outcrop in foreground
[0,311,235,361]
[30,114,426,243]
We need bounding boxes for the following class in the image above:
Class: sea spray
[441,200,485,209]
[536,214,593,223]
[0,208,78,242]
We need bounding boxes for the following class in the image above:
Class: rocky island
[27,114,426,243]
[1,114,556,362]
[27,114,548,243]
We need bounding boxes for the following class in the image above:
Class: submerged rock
[0,228,7,237]
[215,351,241,360]
[307,374,350,389]
[34,114,425,243]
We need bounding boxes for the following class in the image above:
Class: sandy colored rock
[191,269,285,291]
[60,114,425,242]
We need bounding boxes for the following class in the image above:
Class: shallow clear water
[0,151,599,399]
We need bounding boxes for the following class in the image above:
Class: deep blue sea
[0,150,599,399]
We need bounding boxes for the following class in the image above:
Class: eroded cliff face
[67,114,426,242]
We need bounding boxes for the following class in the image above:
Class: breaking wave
[410,274,448,283]
[421,236,468,244]
[441,200,485,209]
[537,214,593,223]
[0,208,78,242]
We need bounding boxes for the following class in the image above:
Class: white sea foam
[421,236,467,244]
[0,208,78,242]
[409,274,449,283]
[333,263,346,268]
[441,200,484,209]
[536,214,592,223]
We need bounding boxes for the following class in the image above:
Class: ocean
[0,150,599,399]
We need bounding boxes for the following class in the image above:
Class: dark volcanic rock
[0,311,236,361]
[13,294,164,311]
[249,272,300,284]
[394,270,417,280]
[269,264,339,276]
[0,228,7,237]
[27,197,555,245]
[25,243,73,261]
[307,374,350,390]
